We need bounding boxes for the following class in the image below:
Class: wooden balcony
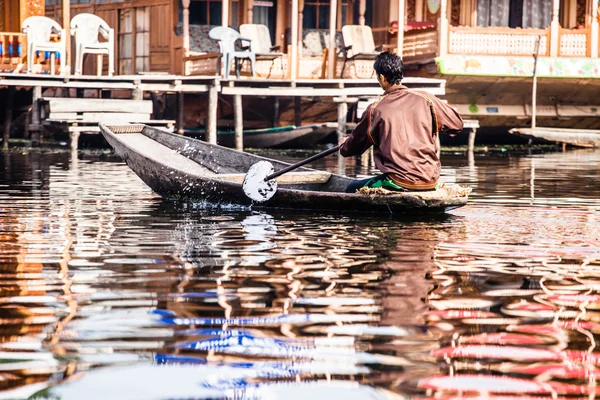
[448,26,550,56]
[402,24,596,62]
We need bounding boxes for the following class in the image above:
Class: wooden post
[70,130,80,153]
[438,0,449,56]
[247,0,254,23]
[273,97,280,127]
[337,100,347,144]
[328,0,337,79]
[359,0,366,25]
[468,128,476,152]
[592,0,599,57]
[207,83,218,145]
[290,0,299,80]
[222,0,230,26]
[531,36,541,130]
[62,0,71,75]
[182,0,191,74]
[396,0,405,56]
[415,0,424,21]
[96,54,103,76]
[550,0,560,56]
[3,87,15,151]
[294,97,302,127]
[233,94,243,151]
[31,86,42,145]
[177,93,185,135]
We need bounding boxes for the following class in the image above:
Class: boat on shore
[98,123,470,214]
[509,127,600,148]
[185,123,337,149]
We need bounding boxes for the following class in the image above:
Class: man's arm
[429,95,464,135]
[339,103,376,157]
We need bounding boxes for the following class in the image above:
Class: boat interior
[102,124,351,193]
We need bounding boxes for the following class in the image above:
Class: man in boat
[340,51,464,193]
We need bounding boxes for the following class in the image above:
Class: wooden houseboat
[3,0,598,133]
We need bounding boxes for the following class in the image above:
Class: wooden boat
[509,127,600,148]
[186,123,337,149]
[98,123,470,214]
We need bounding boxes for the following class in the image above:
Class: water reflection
[0,147,599,398]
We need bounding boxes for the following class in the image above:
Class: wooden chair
[209,26,255,79]
[22,16,66,74]
[239,24,283,78]
[70,13,115,76]
[341,25,392,78]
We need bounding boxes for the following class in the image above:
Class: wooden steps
[39,97,175,148]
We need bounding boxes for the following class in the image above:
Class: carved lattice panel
[449,31,548,55]
[560,33,587,56]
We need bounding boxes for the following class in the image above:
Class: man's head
[373,52,404,90]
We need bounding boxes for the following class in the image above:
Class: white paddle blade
[242,161,278,203]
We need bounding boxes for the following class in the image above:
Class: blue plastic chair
[209,26,256,79]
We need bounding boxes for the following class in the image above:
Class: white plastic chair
[239,24,283,78]
[22,16,66,74]
[70,13,115,76]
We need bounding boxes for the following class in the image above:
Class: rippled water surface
[1,147,600,399]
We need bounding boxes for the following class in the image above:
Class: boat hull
[99,124,469,214]
[509,127,600,148]
[188,124,337,149]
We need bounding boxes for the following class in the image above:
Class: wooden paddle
[242,145,341,203]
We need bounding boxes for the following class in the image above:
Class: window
[118,9,132,75]
[303,0,351,30]
[135,7,150,73]
[179,0,240,26]
[477,0,551,28]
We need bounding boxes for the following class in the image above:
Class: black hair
[373,52,404,85]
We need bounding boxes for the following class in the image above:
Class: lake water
[0,145,599,399]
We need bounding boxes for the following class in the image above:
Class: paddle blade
[242,161,278,203]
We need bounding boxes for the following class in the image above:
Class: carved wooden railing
[448,26,550,56]
[0,33,26,67]
[558,27,590,57]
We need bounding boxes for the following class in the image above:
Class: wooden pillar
[337,100,347,144]
[438,0,449,56]
[550,0,560,56]
[3,87,15,151]
[591,0,599,57]
[222,0,230,26]
[531,36,541,130]
[70,130,80,153]
[273,97,280,127]
[328,0,338,79]
[468,128,476,152]
[62,0,70,75]
[415,0,424,21]
[290,0,299,80]
[396,0,405,56]
[177,93,185,135]
[358,0,366,25]
[233,94,243,150]
[30,86,42,145]
[246,0,255,23]
[182,0,191,57]
[207,82,218,144]
[294,97,302,126]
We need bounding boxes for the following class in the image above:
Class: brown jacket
[340,85,464,190]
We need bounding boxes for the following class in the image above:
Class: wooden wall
[45,0,176,75]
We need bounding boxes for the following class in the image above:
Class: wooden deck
[0,73,446,150]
